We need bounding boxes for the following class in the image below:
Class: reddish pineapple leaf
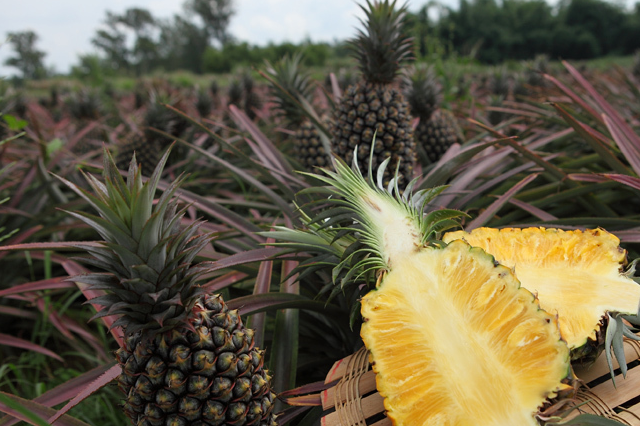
[198,247,286,274]
[0,392,91,426]
[602,114,640,176]
[0,226,44,261]
[0,363,116,426]
[467,173,539,230]
[543,73,603,124]
[508,198,558,222]
[552,103,631,175]
[563,60,640,150]
[0,333,63,362]
[0,277,75,297]
[47,364,120,424]
[568,173,610,183]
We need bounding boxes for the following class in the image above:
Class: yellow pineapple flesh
[443,227,640,350]
[361,240,570,426]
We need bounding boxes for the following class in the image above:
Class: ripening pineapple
[284,154,576,425]
[265,53,331,170]
[403,64,463,163]
[58,148,277,426]
[115,134,161,177]
[443,227,640,364]
[331,0,416,188]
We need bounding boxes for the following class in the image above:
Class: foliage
[3,31,47,80]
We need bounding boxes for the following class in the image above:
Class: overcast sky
[0,0,633,77]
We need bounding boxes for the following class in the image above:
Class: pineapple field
[4,1,640,425]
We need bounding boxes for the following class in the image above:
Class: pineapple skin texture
[443,227,640,350]
[116,294,277,426]
[332,82,416,187]
[417,109,462,164]
[360,241,571,426]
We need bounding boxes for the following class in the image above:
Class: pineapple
[331,0,416,188]
[115,134,161,177]
[264,53,331,170]
[443,227,640,363]
[279,154,575,425]
[58,148,277,426]
[403,64,463,163]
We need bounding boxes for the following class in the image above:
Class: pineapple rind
[443,227,640,349]
[361,240,571,426]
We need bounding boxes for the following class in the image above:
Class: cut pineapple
[285,155,574,426]
[362,241,570,426]
[443,227,640,350]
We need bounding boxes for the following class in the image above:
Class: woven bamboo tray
[320,336,640,426]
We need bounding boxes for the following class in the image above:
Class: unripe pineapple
[59,148,277,426]
[264,53,331,170]
[403,64,463,163]
[331,0,416,188]
[115,134,161,177]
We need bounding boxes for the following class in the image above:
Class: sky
[0,0,442,77]
[0,0,633,77]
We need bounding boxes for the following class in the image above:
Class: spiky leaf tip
[350,0,414,84]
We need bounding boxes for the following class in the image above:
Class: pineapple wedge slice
[443,227,640,351]
[362,240,571,426]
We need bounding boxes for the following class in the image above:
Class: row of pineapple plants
[3,1,640,426]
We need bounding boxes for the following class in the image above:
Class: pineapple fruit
[115,134,161,177]
[59,148,277,426]
[331,0,416,187]
[403,64,463,163]
[265,53,331,170]
[288,154,576,425]
[444,227,640,362]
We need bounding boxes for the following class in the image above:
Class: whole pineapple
[265,53,331,170]
[331,0,416,187]
[403,64,462,164]
[60,149,277,426]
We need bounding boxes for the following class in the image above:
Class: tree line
[414,0,640,63]
[4,0,640,81]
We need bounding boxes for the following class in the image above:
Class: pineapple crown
[266,141,465,315]
[350,0,414,84]
[58,146,214,335]
[402,63,443,120]
[264,52,315,126]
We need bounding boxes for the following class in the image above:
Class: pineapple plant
[403,64,463,164]
[265,53,331,170]
[443,227,640,364]
[277,153,576,425]
[57,148,278,426]
[331,0,416,188]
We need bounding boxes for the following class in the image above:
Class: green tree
[117,8,158,75]
[91,12,130,72]
[157,15,208,73]
[184,0,235,46]
[3,30,47,80]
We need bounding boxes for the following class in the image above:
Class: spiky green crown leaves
[264,53,315,126]
[58,146,213,335]
[350,0,414,84]
[265,144,466,323]
[402,64,443,119]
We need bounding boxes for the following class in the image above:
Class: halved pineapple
[361,240,571,426]
[443,227,640,351]
[280,154,575,425]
